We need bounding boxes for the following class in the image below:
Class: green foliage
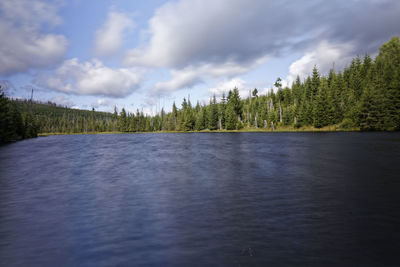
[3,37,400,137]
[313,78,330,128]
[225,102,237,130]
[0,87,38,144]
[181,98,195,131]
[339,118,356,129]
[375,36,400,129]
[228,87,243,117]
[207,95,218,130]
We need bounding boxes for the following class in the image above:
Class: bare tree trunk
[279,105,283,123]
[255,112,258,128]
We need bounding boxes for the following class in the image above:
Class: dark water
[1,133,400,266]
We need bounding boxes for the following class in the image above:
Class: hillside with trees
[113,36,400,132]
[0,87,38,144]
[1,36,399,143]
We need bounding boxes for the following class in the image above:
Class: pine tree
[219,92,227,129]
[195,106,206,131]
[359,83,385,130]
[172,102,178,130]
[375,36,400,129]
[229,87,242,121]
[207,95,218,130]
[225,102,237,130]
[311,65,320,99]
[313,78,330,128]
[118,108,128,132]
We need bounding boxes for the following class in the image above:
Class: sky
[0,0,399,114]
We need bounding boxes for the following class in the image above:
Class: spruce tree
[376,36,400,129]
[225,102,237,130]
[207,95,218,130]
[313,78,329,128]
[311,65,320,99]
[359,83,385,130]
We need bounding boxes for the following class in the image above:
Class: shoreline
[38,125,364,136]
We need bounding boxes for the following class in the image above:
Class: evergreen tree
[359,82,385,130]
[172,102,178,130]
[313,78,330,128]
[311,65,320,99]
[118,108,128,132]
[228,87,242,121]
[225,102,237,130]
[375,36,400,129]
[195,106,206,131]
[219,92,227,129]
[181,98,195,131]
[207,95,218,130]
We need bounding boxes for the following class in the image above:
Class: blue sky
[1,0,399,114]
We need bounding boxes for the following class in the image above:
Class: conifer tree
[311,65,320,99]
[207,95,218,130]
[359,83,385,130]
[375,36,400,129]
[313,78,330,128]
[225,102,237,130]
[118,108,128,132]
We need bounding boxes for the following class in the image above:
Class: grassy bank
[38,125,361,136]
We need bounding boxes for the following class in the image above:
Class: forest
[1,36,399,144]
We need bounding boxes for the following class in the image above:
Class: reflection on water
[1,132,400,266]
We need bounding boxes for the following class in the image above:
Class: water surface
[1,133,400,266]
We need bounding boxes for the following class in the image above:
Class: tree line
[0,87,38,144]
[115,36,400,132]
[1,36,399,143]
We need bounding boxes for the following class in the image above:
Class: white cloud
[0,0,62,28]
[124,0,278,68]
[209,78,247,98]
[38,58,144,97]
[123,0,400,93]
[0,0,68,75]
[208,78,267,99]
[93,11,135,57]
[91,98,115,109]
[285,40,355,85]
[50,95,74,107]
[152,58,267,94]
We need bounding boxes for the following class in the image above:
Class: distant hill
[11,99,117,133]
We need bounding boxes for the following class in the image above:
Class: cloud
[0,80,16,95]
[37,58,144,97]
[124,0,400,92]
[50,95,75,107]
[93,11,135,57]
[91,98,115,109]
[152,58,266,94]
[209,78,247,97]
[285,40,355,86]
[208,78,268,99]
[124,0,293,68]
[0,0,68,75]
[0,0,62,28]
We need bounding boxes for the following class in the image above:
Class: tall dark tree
[313,78,330,128]
[311,65,320,99]
[375,36,400,129]
[207,95,218,130]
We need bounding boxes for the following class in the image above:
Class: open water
[1,132,400,266]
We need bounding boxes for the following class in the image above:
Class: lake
[1,132,400,266]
